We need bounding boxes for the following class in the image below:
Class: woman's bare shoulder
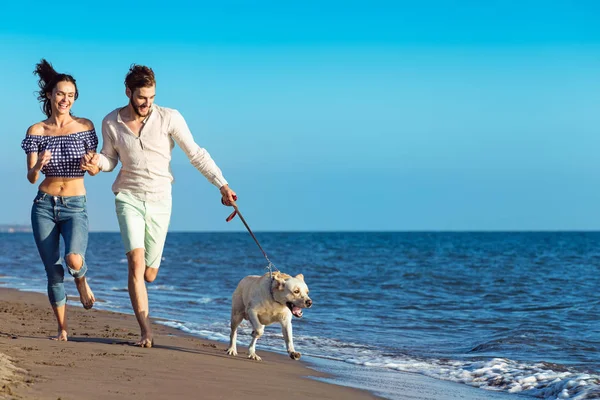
[26,122,46,136]
[74,117,95,131]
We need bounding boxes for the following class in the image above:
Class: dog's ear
[295,274,304,282]
[273,273,286,291]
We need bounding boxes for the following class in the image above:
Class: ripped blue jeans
[31,191,89,306]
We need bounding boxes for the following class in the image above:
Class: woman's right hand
[34,150,52,171]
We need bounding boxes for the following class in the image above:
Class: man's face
[128,85,156,118]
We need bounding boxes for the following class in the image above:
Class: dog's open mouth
[286,302,303,318]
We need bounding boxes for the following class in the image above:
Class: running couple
[22,59,237,346]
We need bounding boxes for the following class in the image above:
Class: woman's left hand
[80,152,100,176]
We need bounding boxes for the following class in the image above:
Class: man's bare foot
[134,335,154,348]
[51,330,68,341]
[75,277,95,309]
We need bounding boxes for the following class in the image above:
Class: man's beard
[130,99,150,117]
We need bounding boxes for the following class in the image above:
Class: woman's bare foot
[134,334,154,348]
[75,276,95,309]
[52,330,68,341]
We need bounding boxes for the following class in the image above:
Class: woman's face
[47,80,76,116]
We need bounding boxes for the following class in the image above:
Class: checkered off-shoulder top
[21,130,99,178]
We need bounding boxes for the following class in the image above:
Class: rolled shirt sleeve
[168,110,228,189]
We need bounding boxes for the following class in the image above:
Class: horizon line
[4,229,598,234]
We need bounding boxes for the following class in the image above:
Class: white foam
[160,321,229,342]
[147,285,176,291]
[341,356,600,399]
[153,319,600,399]
[190,297,213,304]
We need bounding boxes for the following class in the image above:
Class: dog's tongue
[292,306,303,317]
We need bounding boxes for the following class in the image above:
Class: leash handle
[226,209,237,222]
[222,195,238,221]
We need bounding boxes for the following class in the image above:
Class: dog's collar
[270,277,286,306]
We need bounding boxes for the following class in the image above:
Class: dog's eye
[294,289,300,294]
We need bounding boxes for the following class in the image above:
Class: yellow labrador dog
[226,271,312,361]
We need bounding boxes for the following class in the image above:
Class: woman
[21,59,98,341]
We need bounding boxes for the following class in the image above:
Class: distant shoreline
[0,225,31,233]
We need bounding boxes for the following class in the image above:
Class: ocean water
[0,232,599,399]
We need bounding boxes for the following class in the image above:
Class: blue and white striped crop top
[21,130,99,178]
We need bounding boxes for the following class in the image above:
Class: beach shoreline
[0,286,523,400]
[0,287,379,400]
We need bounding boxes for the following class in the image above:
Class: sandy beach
[0,288,379,400]
[0,286,524,400]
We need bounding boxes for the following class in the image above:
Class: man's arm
[95,118,119,172]
[169,110,229,188]
[169,110,236,204]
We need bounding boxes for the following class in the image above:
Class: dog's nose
[305,299,312,308]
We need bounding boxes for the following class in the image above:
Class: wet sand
[0,288,378,400]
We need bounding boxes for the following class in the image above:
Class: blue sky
[1,1,599,231]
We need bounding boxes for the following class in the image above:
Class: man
[83,65,236,347]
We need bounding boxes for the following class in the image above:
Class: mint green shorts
[115,192,172,269]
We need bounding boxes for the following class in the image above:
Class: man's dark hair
[125,64,156,92]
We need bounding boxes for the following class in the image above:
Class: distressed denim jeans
[31,191,89,306]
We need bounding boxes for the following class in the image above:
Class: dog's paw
[289,352,301,360]
[226,348,238,357]
[248,353,262,361]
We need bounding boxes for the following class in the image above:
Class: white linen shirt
[97,104,228,201]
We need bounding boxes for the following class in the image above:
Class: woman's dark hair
[33,59,78,118]
[124,64,156,92]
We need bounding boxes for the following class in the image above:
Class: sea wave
[147,285,176,291]
[342,356,600,399]
[156,319,600,400]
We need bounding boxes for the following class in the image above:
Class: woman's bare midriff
[38,177,86,197]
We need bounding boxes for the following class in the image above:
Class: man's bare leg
[127,248,153,347]
[145,267,159,283]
